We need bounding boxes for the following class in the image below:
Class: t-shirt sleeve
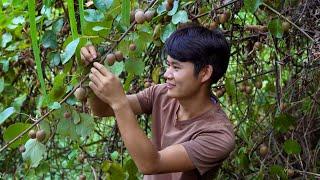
[136,84,164,114]
[181,123,235,175]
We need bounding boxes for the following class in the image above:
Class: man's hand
[80,45,98,65]
[88,62,127,110]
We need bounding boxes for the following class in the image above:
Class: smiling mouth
[166,83,176,89]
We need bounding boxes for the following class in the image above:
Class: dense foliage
[0,0,319,179]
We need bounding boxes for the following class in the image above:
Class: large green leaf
[94,0,113,11]
[125,59,145,76]
[110,61,124,76]
[124,158,138,180]
[283,139,301,155]
[160,23,176,43]
[152,66,161,84]
[172,10,189,24]
[41,30,57,49]
[268,18,284,38]
[0,107,16,125]
[3,123,31,148]
[61,38,80,64]
[273,113,295,133]
[22,139,46,167]
[56,118,78,140]
[244,0,263,13]
[84,9,105,22]
[75,113,94,137]
[121,0,130,27]
[52,18,64,34]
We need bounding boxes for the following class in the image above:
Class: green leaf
[48,52,61,67]
[0,77,4,93]
[172,10,189,24]
[273,113,295,133]
[152,66,161,84]
[1,32,12,47]
[84,9,105,22]
[12,15,25,24]
[75,113,94,137]
[92,26,107,31]
[121,0,130,27]
[61,38,80,64]
[22,139,46,167]
[108,163,126,180]
[52,18,64,33]
[48,102,61,110]
[125,59,145,76]
[244,0,263,13]
[268,18,284,38]
[48,73,66,102]
[94,0,113,11]
[11,94,27,111]
[124,158,138,180]
[167,0,179,16]
[3,123,31,148]
[57,118,78,140]
[160,23,176,43]
[269,165,287,179]
[41,30,57,49]
[0,107,16,125]
[110,61,124,76]
[283,139,301,155]
[110,151,119,161]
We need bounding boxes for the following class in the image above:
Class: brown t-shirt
[136,84,235,180]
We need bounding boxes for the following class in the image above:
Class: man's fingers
[93,62,111,76]
[89,73,102,88]
[89,81,99,94]
[80,46,93,62]
[87,45,97,59]
[91,67,105,81]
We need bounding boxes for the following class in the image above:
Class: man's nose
[163,67,173,79]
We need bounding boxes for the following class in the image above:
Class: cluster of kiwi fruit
[131,9,155,24]
[209,10,231,30]
[19,129,47,153]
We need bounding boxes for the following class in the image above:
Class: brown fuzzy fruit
[36,130,46,142]
[245,85,252,94]
[259,144,268,157]
[167,0,174,5]
[165,2,173,11]
[19,145,26,153]
[287,169,294,177]
[74,87,87,101]
[130,10,135,23]
[280,102,287,111]
[282,21,290,32]
[106,53,116,66]
[216,89,224,98]
[28,130,36,139]
[64,111,71,119]
[129,43,137,51]
[209,21,219,30]
[254,42,263,50]
[79,174,86,180]
[114,51,124,62]
[78,153,86,163]
[135,10,145,24]
[239,83,246,92]
[218,13,228,24]
[255,81,262,89]
[145,10,155,22]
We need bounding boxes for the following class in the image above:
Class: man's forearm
[112,99,159,173]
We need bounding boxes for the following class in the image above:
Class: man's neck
[177,89,214,121]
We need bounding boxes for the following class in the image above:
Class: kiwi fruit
[135,10,145,24]
[259,144,268,157]
[79,174,86,180]
[106,53,116,66]
[36,130,46,142]
[114,51,124,61]
[28,130,36,139]
[74,87,87,101]
[64,111,71,119]
[129,43,137,51]
[19,145,26,153]
[282,21,290,32]
[209,21,219,30]
[145,10,155,22]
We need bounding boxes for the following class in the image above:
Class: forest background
[0,0,319,179]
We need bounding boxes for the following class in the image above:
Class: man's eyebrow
[167,60,181,66]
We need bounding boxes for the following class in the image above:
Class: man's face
[163,55,202,99]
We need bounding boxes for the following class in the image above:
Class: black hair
[164,23,230,85]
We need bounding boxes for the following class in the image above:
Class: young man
[80,24,235,180]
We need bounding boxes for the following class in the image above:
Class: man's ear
[199,65,213,83]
